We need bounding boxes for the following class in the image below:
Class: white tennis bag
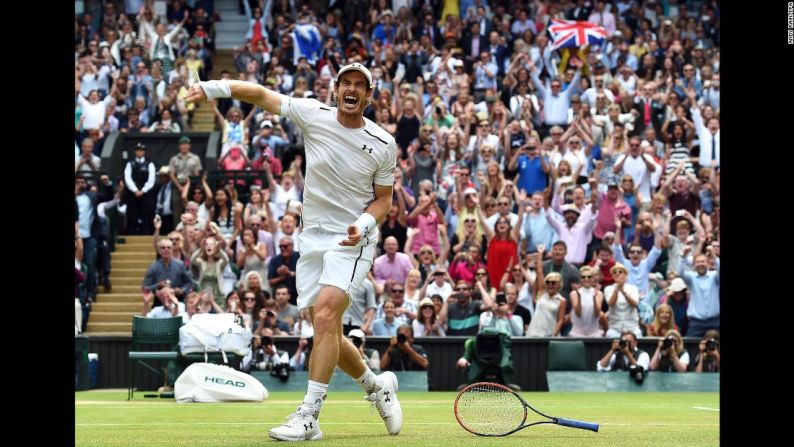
[179,313,252,363]
[174,362,269,403]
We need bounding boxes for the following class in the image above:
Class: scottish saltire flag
[547,19,607,50]
[292,23,322,65]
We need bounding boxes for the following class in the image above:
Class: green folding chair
[547,340,587,371]
[128,316,183,400]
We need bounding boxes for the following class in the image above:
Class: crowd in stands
[75,0,720,374]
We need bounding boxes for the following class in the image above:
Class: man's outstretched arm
[185,80,283,115]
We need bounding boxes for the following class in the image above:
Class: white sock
[302,380,328,414]
[356,369,378,394]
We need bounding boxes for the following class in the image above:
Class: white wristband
[200,80,231,100]
[353,212,377,236]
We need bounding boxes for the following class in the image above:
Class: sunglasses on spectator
[279,244,291,249]
[464,218,476,223]
[581,275,592,279]
[420,250,433,255]
[391,289,405,293]
[476,272,487,276]
[545,280,559,285]
[551,132,562,136]
[629,143,640,147]
[244,296,256,301]
[455,287,470,291]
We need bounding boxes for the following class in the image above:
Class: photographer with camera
[649,329,690,372]
[290,336,314,372]
[254,299,291,336]
[348,329,381,373]
[245,328,290,373]
[597,331,650,375]
[694,329,720,373]
[381,325,429,372]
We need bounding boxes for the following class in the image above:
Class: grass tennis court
[76,390,719,446]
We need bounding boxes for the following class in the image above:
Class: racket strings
[455,384,526,435]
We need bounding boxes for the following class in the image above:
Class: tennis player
[185,63,402,441]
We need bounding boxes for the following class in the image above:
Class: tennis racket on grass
[454,382,599,436]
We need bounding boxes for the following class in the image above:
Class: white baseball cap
[348,329,366,340]
[336,63,374,89]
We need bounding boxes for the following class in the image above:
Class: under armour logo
[304,422,313,430]
[384,391,391,402]
[362,144,374,154]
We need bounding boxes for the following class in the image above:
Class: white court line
[75,401,716,408]
[76,422,719,427]
[692,406,720,412]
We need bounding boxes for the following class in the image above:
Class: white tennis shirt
[280,97,397,233]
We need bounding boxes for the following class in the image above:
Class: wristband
[200,80,231,100]
[353,212,377,236]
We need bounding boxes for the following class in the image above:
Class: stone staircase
[84,235,155,336]
[188,0,245,132]
[213,0,249,50]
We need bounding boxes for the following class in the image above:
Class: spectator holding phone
[421,269,454,302]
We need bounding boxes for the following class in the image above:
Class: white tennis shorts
[296,226,377,310]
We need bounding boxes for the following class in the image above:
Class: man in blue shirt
[509,137,550,195]
[372,10,396,46]
[678,254,719,337]
[142,239,193,300]
[530,61,581,135]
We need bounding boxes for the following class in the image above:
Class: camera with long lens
[628,364,646,384]
[397,333,407,344]
[706,339,718,352]
[351,336,363,348]
[269,362,290,382]
[662,337,674,350]
[618,339,628,349]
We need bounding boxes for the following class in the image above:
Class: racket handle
[556,418,599,432]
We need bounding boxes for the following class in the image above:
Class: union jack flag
[546,19,608,50]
